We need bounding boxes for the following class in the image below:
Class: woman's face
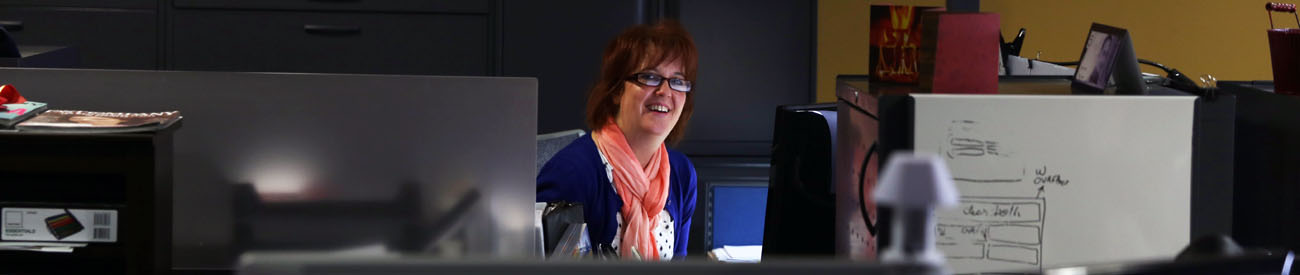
[615,60,687,140]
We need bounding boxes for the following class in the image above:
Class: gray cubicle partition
[0,68,538,269]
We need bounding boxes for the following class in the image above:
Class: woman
[537,20,698,260]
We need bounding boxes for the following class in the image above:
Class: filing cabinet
[0,0,494,75]
[171,0,489,13]
[170,10,489,75]
[0,3,158,69]
[0,0,153,9]
[167,0,494,75]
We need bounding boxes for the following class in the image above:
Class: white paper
[711,245,761,263]
[0,242,87,253]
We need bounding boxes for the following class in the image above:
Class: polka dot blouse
[597,149,675,260]
[611,210,675,260]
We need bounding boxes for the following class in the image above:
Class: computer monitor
[1071,23,1146,94]
[762,103,837,259]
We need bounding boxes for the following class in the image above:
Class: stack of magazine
[13,110,182,133]
[1,84,181,133]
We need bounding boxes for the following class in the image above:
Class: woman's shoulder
[665,147,696,180]
[665,147,693,168]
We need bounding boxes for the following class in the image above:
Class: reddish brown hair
[585,20,698,146]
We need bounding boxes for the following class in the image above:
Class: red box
[918,12,1001,94]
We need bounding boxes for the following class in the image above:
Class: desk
[0,67,539,269]
[0,125,178,275]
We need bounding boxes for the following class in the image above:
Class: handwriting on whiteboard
[937,197,1045,266]
[937,120,1069,268]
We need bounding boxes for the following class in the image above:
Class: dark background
[0,0,814,258]
[0,0,815,157]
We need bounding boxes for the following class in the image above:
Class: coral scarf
[592,121,671,260]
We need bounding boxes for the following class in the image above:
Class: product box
[3,207,118,243]
[917,12,1001,94]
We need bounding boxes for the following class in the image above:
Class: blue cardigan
[536,135,697,258]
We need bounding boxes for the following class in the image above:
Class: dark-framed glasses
[627,72,692,93]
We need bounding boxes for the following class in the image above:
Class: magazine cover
[16,110,181,133]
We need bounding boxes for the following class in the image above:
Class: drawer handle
[0,21,23,32]
[303,24,361,36]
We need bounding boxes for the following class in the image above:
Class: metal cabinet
[501,0,645,138]
[0,0,153,9]
[0,6,157,69]
[170,10,489,76]
[172,0,489,13]
[675,0,814,157]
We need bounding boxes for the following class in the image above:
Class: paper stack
[709,245,761,263]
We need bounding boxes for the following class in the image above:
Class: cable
[1040,58,1165,71]
[1038,58,1207,96]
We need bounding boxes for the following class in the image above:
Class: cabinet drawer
[0,0,154,9]
[170,10,488,76]
[0,7,157,69]
[173,0,489,14]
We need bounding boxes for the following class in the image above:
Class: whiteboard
[909,94,1195,273]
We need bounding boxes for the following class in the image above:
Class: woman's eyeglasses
[627,72,692,93]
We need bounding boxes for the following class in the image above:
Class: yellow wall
[817,0,1278,102]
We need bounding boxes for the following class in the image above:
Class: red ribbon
[0,83,24,104]
[0,85,25,106]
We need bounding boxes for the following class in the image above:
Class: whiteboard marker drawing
[937,197,1045,267]
[909,94,1194,273]
[943,120,1024,184]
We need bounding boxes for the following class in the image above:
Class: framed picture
[1071,23,1146,94]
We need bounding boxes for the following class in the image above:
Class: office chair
[536,129,586,172]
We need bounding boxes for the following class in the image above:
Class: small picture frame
[1071,23,1146,94]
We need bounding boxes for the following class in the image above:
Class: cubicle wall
[1223,83,1300,252]
[877,91,1234,272]
[0,68,538,268]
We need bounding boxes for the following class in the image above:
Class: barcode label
[93,213,112,226]
[92,228,111,241]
